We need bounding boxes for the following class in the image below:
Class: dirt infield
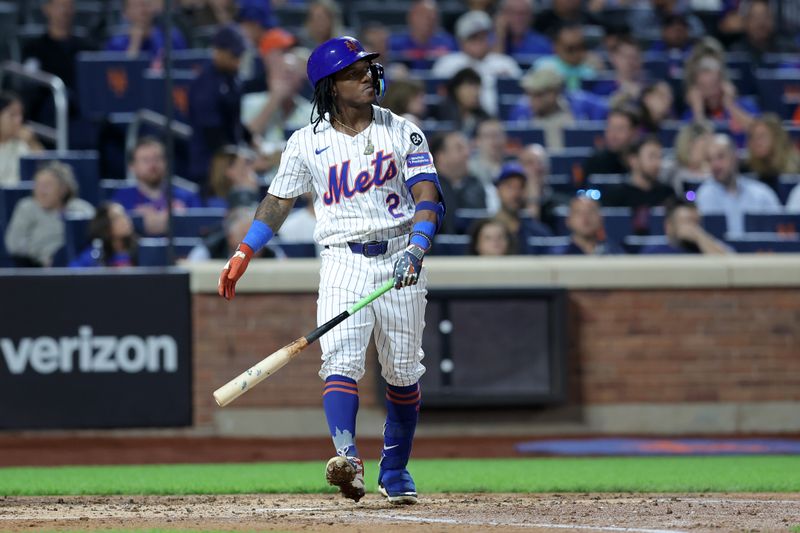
[1,493,798,532]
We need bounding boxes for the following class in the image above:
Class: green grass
[1,456,798,496]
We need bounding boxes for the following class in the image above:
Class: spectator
[178,0,237,28]
[468,218,518,255]
[297,0,343,50]
[649,12,695,57]
[583,107,640,178]
[381,79,428,127]
[519,143,570,231]
[534,24,600,92]
[21,0,95,122]
[592,35,646,100]
[640,200,731,255]
[4,162,95,267]
[278,193,317,243]
[603,136,676,209]
[207,145,261,208]
[432,67,491,137]
[637,81,674,134]
[664,121,714,194]
[743,113,800,194]
[682,39,757,141]
[534,0,599,36]
[492,162,553,241]
[359,22,404,79]
[511,67,608,150]
[388,0,457,69]
[187,25,248,186]
[493,0,552,56]
[105,0,187,58]
[431,10,522,116]
[730,0,797,63]
[236,2,272,85]
[469,118,507,185]
[695,134,781,235]
[430,131,488,233]
[113,137,201,236]
[241,47,313,180]
[628,0,705,42]
[187,206,278,260]
[69,202,138,267]
[550,196,625,255]
[0,93,43,187]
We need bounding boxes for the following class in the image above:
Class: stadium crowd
[1,0,800,266]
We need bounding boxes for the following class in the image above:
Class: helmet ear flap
[370,63,386,99]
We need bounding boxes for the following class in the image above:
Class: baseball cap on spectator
[455,11,493,40]
[494,162,526,186]
[238,3,272,28]
[520,67,564,93]
[213,25,246,58]
[259,28,296,56]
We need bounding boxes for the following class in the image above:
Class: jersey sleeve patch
[406,152,432,168]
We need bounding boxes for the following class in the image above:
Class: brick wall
[194,288,800,427]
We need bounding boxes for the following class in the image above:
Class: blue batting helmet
[307,36,380,88]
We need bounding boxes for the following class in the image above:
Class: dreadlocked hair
[311,77,338,133]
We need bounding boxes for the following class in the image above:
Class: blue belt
[347,240,388,257]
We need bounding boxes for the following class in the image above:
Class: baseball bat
[213,279,395,407]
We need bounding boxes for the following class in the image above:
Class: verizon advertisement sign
[0,271,192,429]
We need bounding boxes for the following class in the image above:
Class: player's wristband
[409,221,436,252]
[242,220,274,252]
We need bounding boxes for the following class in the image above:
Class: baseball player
[218,36,445,505]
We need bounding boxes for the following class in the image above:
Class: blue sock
[381,382,420,473]
[323,375,359,457]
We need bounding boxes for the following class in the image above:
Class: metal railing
[0,60,68,152]
[124,108,192,161]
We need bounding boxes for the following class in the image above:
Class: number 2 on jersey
[386,193,403,218]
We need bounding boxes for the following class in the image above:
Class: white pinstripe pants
[317,235,427,386]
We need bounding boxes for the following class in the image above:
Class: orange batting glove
[218,243,254,300]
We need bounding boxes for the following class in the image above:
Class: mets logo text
[323,151,398,205]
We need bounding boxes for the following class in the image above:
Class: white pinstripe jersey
[269,105,437,246]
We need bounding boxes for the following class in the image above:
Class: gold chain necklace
[333,116,374,155]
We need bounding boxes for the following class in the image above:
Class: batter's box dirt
[0,493,798,532]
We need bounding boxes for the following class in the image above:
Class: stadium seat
[19,151,101,206]
[63,214,93,260]
[497,77,524,97]
[527,235,571,255]
[564,122,606,149]
[137,237,202,266]
[170,48,212,73]
[623,234,670,254]
[431,234,469,256]
[553,206,633,242]
[725,234,800,253]
[756,69,800,118]
[549,148,593,182]
[453,208,491,235]
[743,213,800,235]
[76,51,150,118]
[586,173,626,196]
[141,70,197,123]
[547,174,574,195]
[172,208,226,238]
[702,215,727,239]
[504,124,546,147]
